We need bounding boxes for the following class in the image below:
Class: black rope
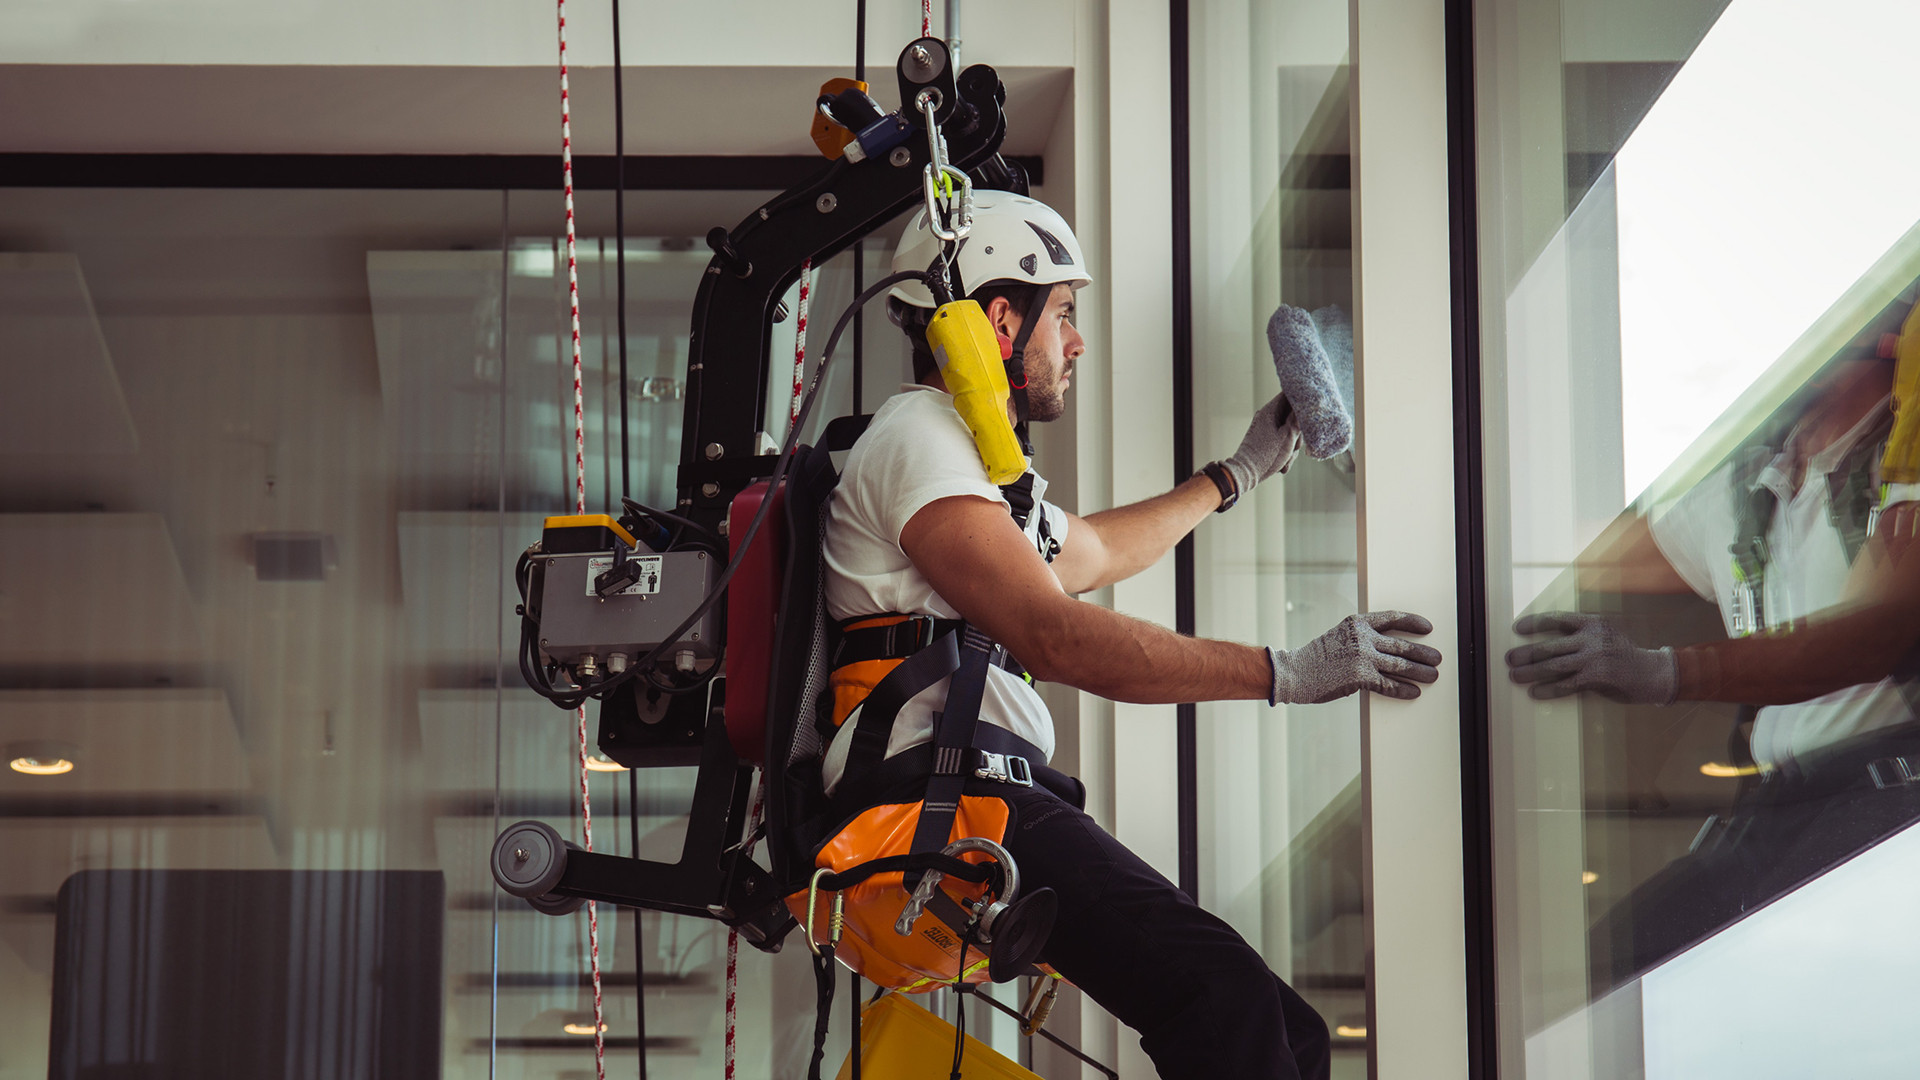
[808,944,838,1080]
[949,922,981,1080]
[850,973,863,1080]
[973,987,1119,1079]
[611,4,645,1075]
[613,0,631,499]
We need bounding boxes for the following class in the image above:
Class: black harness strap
[844,630,962,779]
[904,625,999,887]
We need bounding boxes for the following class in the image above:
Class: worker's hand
[1506,612,1677,704]
[1220,393,1302,499]
[1270,611,1443,704]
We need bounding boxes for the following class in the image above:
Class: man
[819,191,1443,1080]
[1507,335,1920,982]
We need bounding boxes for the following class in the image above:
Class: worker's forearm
[1021,593,1271,704]
[1675,599,1920,705]
[1080,476,1220,583]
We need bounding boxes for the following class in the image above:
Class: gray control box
[535,549,720,670]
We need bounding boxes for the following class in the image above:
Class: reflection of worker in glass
[821,192,1442,1079]
[1506,303,1920,982]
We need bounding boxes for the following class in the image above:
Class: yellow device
[927,300,1029,485]
[1883,298,1920,486]
[836,993,1041,1080]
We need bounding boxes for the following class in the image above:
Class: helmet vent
[1025,221,1075,266]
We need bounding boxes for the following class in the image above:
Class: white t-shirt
[1650,397,1912,769]
[819,385,1067,795]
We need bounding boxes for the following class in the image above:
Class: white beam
[1349,0,1470,1076]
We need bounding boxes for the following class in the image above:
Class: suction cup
[985,886,1057,983]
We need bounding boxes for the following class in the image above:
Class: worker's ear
[983,295,1017,358]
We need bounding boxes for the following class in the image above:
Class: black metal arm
[675,39,1013,531]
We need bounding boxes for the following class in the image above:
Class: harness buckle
[1868,756,1919,790]
[975,751,1033,787]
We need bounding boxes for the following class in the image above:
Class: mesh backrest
[786,506,831,768]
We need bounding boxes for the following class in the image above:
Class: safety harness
[788,440,1069,1078]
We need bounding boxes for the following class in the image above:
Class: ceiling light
[1581,871,1599,885]
[1334,1024,1368,1039]
[8,741,76,776]
[1699,762,1760,778]
[563,1021,607,1035]
[584,752,626,773]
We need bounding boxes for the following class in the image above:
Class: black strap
[815,850,994,892]
[905,626,999,887]
[844,630,962,779]
[1005,286,1052,456]
[831,727,1051,818]
[835,615,965,666]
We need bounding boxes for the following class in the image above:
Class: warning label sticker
[584,555,663,596]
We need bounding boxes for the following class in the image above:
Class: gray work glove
[1506,612,1677,704]
[1270,611,1443,704]
[1220,393,1303,499]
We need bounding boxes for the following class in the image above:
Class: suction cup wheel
[491,820,570,899]
[986,886,1058,984]
[525,889,588,917]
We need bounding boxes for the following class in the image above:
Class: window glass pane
[1192,0,1366,1071]
[0,184,910,1078]
[1474,1,1920,1073]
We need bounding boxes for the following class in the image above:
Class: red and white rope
[789,260,814,429]
[723,784,767,1080]
[922,0,932,38]
[557,1,606,1075]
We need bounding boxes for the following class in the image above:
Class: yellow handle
[1884,299,1920,486]
[927,300,1029,485]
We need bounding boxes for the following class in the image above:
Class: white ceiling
[0,64,1072,158]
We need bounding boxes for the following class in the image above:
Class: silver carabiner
[916,89,974,245]
[893,836,1018,938]
[921,164,975,243]
[806,867,844,956]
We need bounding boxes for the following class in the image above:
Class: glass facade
[1190,0,1367,1071]
[1474,0,1920,1074]
[0,184,912,1078]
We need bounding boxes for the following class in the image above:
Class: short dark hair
[891,280,1053,383]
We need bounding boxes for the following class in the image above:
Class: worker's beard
[1023,360,1068,422]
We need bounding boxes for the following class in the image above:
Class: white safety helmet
[888,191,1092,308]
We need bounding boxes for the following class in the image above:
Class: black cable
[949,922,980,1080]
[972,988,1119,1079]
[852,0,867,416]
[618,496,723,550]
[614,0,631,499]
[610,8,646,1066]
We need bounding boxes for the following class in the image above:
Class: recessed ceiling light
[1699,762,1760,778]
[1334,1024,1368,1039]
[585,752,626,773]
[1581,871,1599,885]
[563,1021,607,1035]
[7,741,77,776]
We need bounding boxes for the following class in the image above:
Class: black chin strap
[1004,287,1052,455]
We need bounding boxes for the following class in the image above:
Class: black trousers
[987,770,1331,1080]
[1589,728,1920,992]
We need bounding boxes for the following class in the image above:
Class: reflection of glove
[1221,393,1303,497]
[1270,611,1443,704]
[1506,612,1677,704]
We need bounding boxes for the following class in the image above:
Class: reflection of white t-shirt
[1650,397,1911,769]
[819,385,1066,795]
